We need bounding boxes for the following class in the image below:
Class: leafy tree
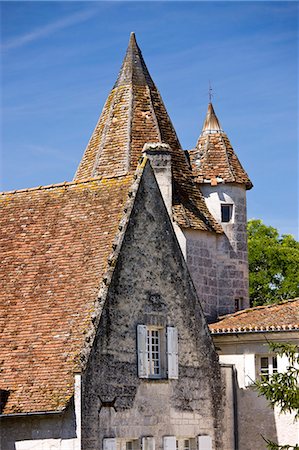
[254,343,299,450]
[247,220,299,306]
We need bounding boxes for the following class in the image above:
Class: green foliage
[262,437,299,450]
[254,343,299,450]
[247,220,299,306]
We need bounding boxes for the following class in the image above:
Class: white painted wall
[214,332,299,448]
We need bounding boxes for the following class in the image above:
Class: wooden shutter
[244,353,255,387]
[103,438,117,450]
[137,324,148,378]
[197,436,212,450]
[142,437,155,450]
[167,326,178,379]
[163,436,176,450]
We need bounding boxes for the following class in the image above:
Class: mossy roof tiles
[0,175,134,414]
[74,33,222,234]
[189,103,253,190]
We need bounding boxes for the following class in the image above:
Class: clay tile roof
[189,103,253,190]
[74,33,222,234]
[209,299,299,334]
[0,174,136,414]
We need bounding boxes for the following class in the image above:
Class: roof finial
[208,81,213,103]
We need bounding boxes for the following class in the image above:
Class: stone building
[1,33,297,450]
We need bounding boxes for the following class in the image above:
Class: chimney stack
[142,143,172,217]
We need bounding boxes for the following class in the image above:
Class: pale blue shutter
[137,324,148,378]
[167,326,178,379]
[163,436,176,450]
[197,436,212,450]
[103,438,117,450]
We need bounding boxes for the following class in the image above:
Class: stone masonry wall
[185,184,249,321]
[81,165,233,450]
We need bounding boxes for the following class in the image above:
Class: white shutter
[137,324,148,378]
[244,353,255,387]
[163,436,176,450]
[142,437,155,450]
[277,354,289,373]
[197,436,212,450]
[103,438,117,450]
[167,326,178,379]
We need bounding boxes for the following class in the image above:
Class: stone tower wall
[182,184,249,321]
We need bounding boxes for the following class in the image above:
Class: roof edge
[0,174,130,196]
[79,156,148,370]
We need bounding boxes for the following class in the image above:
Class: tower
[74,33,252,322]
[188,102,253,317]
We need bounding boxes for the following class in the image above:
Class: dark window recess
[0,390,10,414]
[221,204,233,222]
[234,298,243,312]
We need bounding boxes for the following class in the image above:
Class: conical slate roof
[74,34,222,233]
[189,103,253,189]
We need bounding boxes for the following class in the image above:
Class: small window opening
[147,328,161,377]
[234,298,243,312]
[259,355,278,380]
[221,204,233,222]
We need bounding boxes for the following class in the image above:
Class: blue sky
[1,1,298,237]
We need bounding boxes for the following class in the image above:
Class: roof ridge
[0,174,131,196]
[217,298,299,321]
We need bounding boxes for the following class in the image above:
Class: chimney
[142,143,172,217]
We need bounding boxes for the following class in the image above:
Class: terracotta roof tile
[74,33,222,234]
[209,299,299,334]
[189,103,253,190]
[0,175,134,414]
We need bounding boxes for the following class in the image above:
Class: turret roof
[189,103,253,189]
[74,33,222,233]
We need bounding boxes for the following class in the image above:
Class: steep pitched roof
[0,173,139,414]
[74,33,222,233]
[209,299,299,334]
[189,103,253,189]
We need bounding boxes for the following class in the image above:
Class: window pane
[147,329,161,377]
[221,204,233,222]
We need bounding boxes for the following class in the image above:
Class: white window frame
[257,354,278,380]
[137,325,178,379]
[147,327,162,378]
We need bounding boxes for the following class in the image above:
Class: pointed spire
[114,32,154,88]
[201,103,223,135]
[189,102,253,189]
[74,34,222,234]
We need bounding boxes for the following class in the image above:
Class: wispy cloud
[2,8,98,51]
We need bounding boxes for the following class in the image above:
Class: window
[147,328,161,377]
[234,298,243,312]
[221,204,233,222]
[137,325,178,379]
[165,437,211,450]
[103,438,141,450]
[176,439,195,450]
[259,355,278,380]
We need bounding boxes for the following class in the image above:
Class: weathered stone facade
[81,165,233,450]
[183,184,249,322]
